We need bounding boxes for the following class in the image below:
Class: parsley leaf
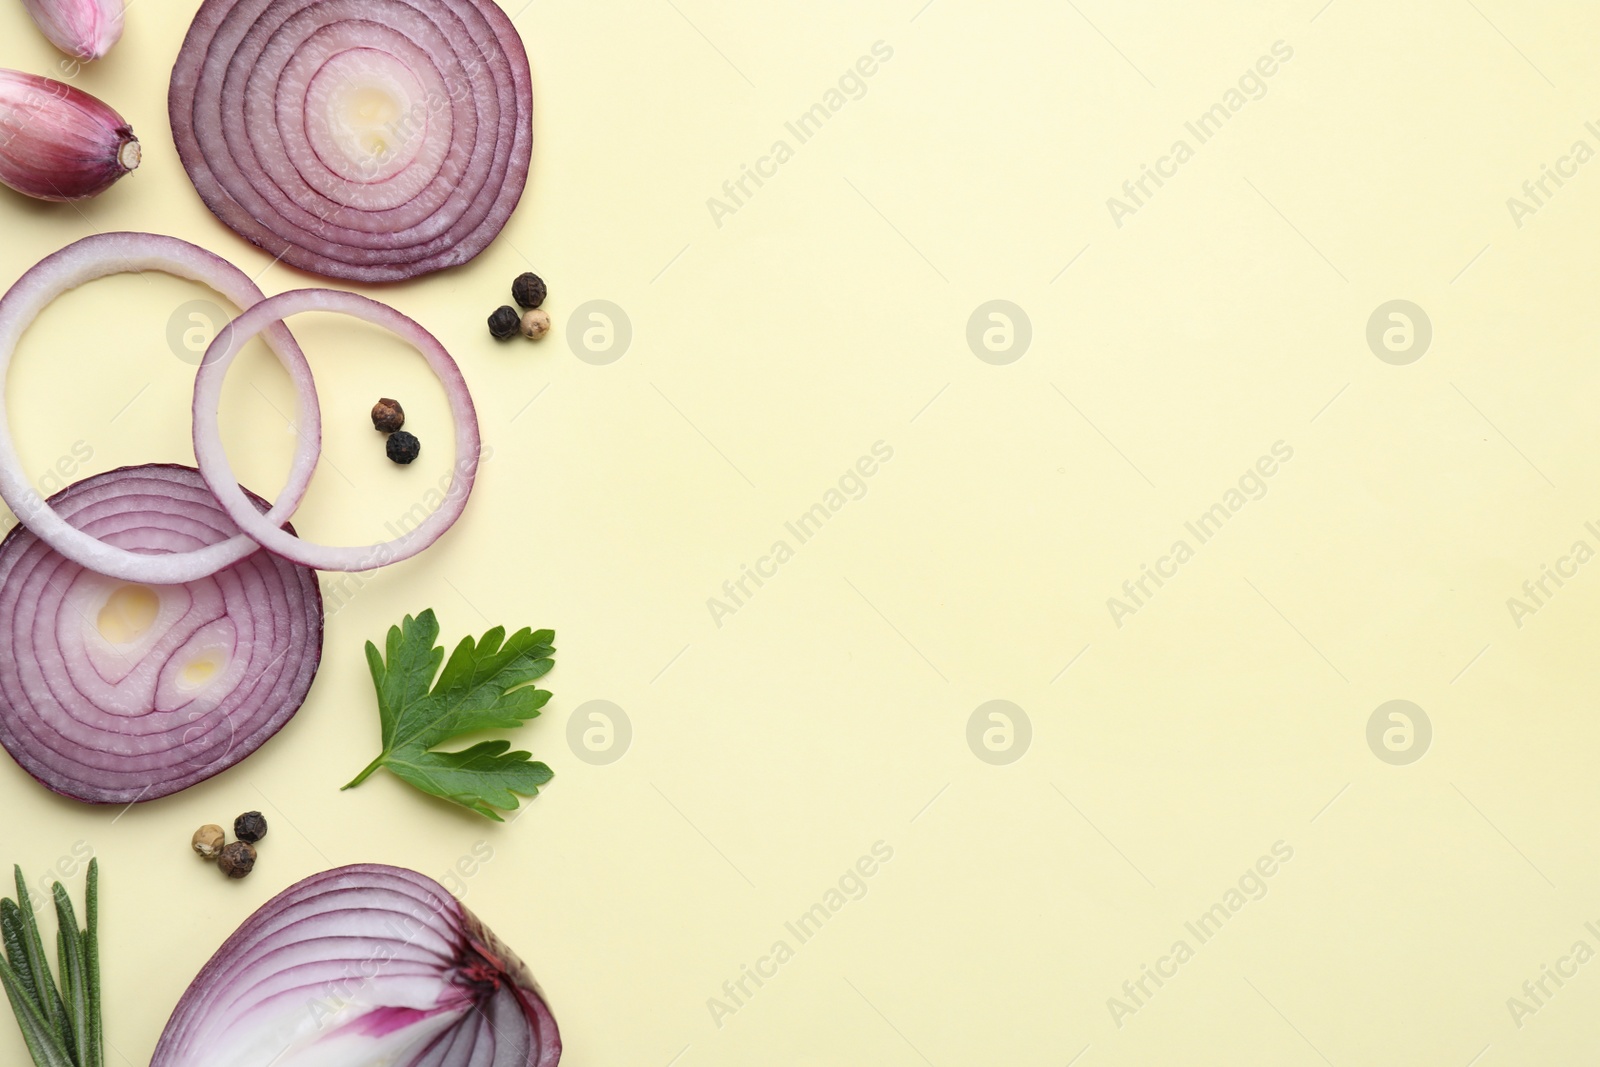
[343,610,556,820]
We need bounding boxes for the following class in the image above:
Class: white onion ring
[193,287,479,572]
[0,232,321,584]
[0,464,323,804]
[169,0,534,282]
[152,864,561,1067]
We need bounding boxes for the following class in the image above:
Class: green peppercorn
[218,841,256,879]
[387,430,421,465]
[234,810,268,843]
[512,272,546,310]
[488,306,520,340]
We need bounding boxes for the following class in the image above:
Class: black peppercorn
[512,272,546,310]
[371,398,405,433]
[387,430,421,465]
[234,810,268,843]
[488,305,520,340]
[218,841,256,879]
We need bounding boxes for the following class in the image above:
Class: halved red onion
[0,464,322,804]
[0,232,321,584]
[193,287,479,572]
[168,0,534,282]
[152,864,562,1067]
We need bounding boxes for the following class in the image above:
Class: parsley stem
[342,757,386,790]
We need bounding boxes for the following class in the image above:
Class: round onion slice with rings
[168,0,534,282]
[193,287,480,572]
[0,231,321,585]
[0,464,323,804]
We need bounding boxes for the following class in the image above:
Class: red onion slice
[169,0,533,282]
[0,464,323,804]
[152,864,561,1067]
[0,232,321,584]
[193,287,479,572]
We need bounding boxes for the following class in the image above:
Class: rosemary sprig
[83,861,99,1067]
[0,861,100,1067]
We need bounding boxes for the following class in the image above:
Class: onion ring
[0,232,321,584]
[193,287,479,572]
[0,464,323,804]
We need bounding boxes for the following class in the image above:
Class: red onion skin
[0,464,323,804]
[460,907,563,1062]
[152,864,562,1067]
[20,0,125,62]
[0,69,138,201]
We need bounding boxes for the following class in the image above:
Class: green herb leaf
[344,610,556,819]
[83,860,99,1067]
[52,931,68,1029]
[0,957,73,1067]
[49,885,85,1064]
[0,863,98,1067]
[384,742,555,822]
[7,871,65,1050]
[0,900,41,1017]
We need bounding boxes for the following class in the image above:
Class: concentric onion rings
[0,464,323,804]
[169,0,534,282]
[0,232,321,585]
[151,864,561,1067]
[193,287,480,572]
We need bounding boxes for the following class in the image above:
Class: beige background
[3,0,1600,1063]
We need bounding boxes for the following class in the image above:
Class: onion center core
[97,584,159,644]
[178,652,224,690]
[307,49,426,182]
